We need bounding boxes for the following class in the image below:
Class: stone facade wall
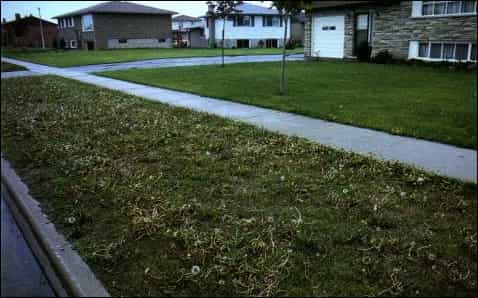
[304,1,477,59]
[371,2,477,58]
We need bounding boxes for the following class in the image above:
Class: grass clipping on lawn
[1,76,476,297]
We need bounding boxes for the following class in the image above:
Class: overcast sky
[1,1,272,23]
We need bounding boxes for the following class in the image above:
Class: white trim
[70,40,77,49]
[411,41,477,62]
[412,1,477,18]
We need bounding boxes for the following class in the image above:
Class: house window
[118,39,128,44]
[235,15,253,27]
[158,38,166,43]
[266,39,278,48]
[237,39,250,48]
[414,41,476,61]
[263,16,281,27]
[418,42,429,57]
[82,14,94,32]
[421,1,477,16]
[70,40,77,48]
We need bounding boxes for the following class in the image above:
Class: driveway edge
[1,158,110,297]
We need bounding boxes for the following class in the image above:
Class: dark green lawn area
[1,61,27,72]
[2,76,477,296]
[98,61,477,149]
[1,47,303,67]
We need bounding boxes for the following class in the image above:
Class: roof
[53,1,177,18]
[311,1,375,9]
[202,2,280,17]
[173,15,201,22]
[2,15,56,26]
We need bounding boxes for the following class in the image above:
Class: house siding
[305,1,477,60]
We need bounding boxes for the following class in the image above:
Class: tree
[206,1,243,67]
[271,1,312,95]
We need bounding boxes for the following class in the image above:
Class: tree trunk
[280,14,288,95]
[222,18,226,67]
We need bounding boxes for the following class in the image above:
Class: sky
[1,1,272,23]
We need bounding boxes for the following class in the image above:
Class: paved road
[65,53,304,73]
[2,56,476,183]
[1,187,55,297]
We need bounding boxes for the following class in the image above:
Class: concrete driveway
[65,53,304,73]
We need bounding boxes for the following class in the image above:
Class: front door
[87,41,95,50]
[354,14,369,55]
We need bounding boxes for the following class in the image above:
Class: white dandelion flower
[191,265,201,275]
[67,217,76,224]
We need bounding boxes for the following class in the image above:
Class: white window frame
[82,14,94,32]
[416,1,477,17]
[70,40,77,49]
[70,17,75,27]
[412,41,476,62]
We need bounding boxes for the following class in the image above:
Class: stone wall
[371,2,477,58]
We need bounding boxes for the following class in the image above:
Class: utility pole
[38,7,45,49]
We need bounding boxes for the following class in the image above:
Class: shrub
[373,50,393,64]
[257,40,265,48]
[356,41,372,62]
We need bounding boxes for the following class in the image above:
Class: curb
[1,158,110,297]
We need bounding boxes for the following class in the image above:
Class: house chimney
[15,13,21,21]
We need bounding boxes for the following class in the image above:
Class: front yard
[1,76,476,296]
[1,47,303,67]
[97,61,477,149]
[1,61,27,72]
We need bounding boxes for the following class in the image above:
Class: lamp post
[38,7,45,49]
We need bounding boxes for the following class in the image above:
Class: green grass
[1,47,303,67]
[1,61,27,72]
[1,75,476,296]
[97,61,477,149]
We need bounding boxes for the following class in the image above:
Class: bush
[356,41,372,62]
[257,40,265,48]
[285,39,297,50]
[373,50,394,64]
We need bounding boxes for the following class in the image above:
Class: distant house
[290,13,306,46]
[54,1,176,50]
[1,13,57,48]
[172,15,207,48]
[305,1,477,61]
[203,3,301,48]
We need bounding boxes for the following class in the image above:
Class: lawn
[98,61,477,149]
[1,61,27,72]
[1,75,476,297]
[1,47,303,67]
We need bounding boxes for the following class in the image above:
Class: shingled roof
[53,1,177,18]
[173,15,201,22]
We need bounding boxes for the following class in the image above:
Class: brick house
[1,14,57,48]
[54,1,176,50]
[304,1,477,62]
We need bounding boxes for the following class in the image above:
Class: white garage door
[312,15,345,58]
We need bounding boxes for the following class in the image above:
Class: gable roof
[234,3,280,15]
[2,15,56,26]
[53,1,177,18]
[173,15,201,22]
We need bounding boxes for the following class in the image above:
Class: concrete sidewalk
[1,70,43,79]
[2,56,476,183]
[65,53,304,73]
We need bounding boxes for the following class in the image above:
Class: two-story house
[304,1,477,61]
[172,15,207,48]
[203,3,292,48]
[2,13,57,48]
[54,1,176,50]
